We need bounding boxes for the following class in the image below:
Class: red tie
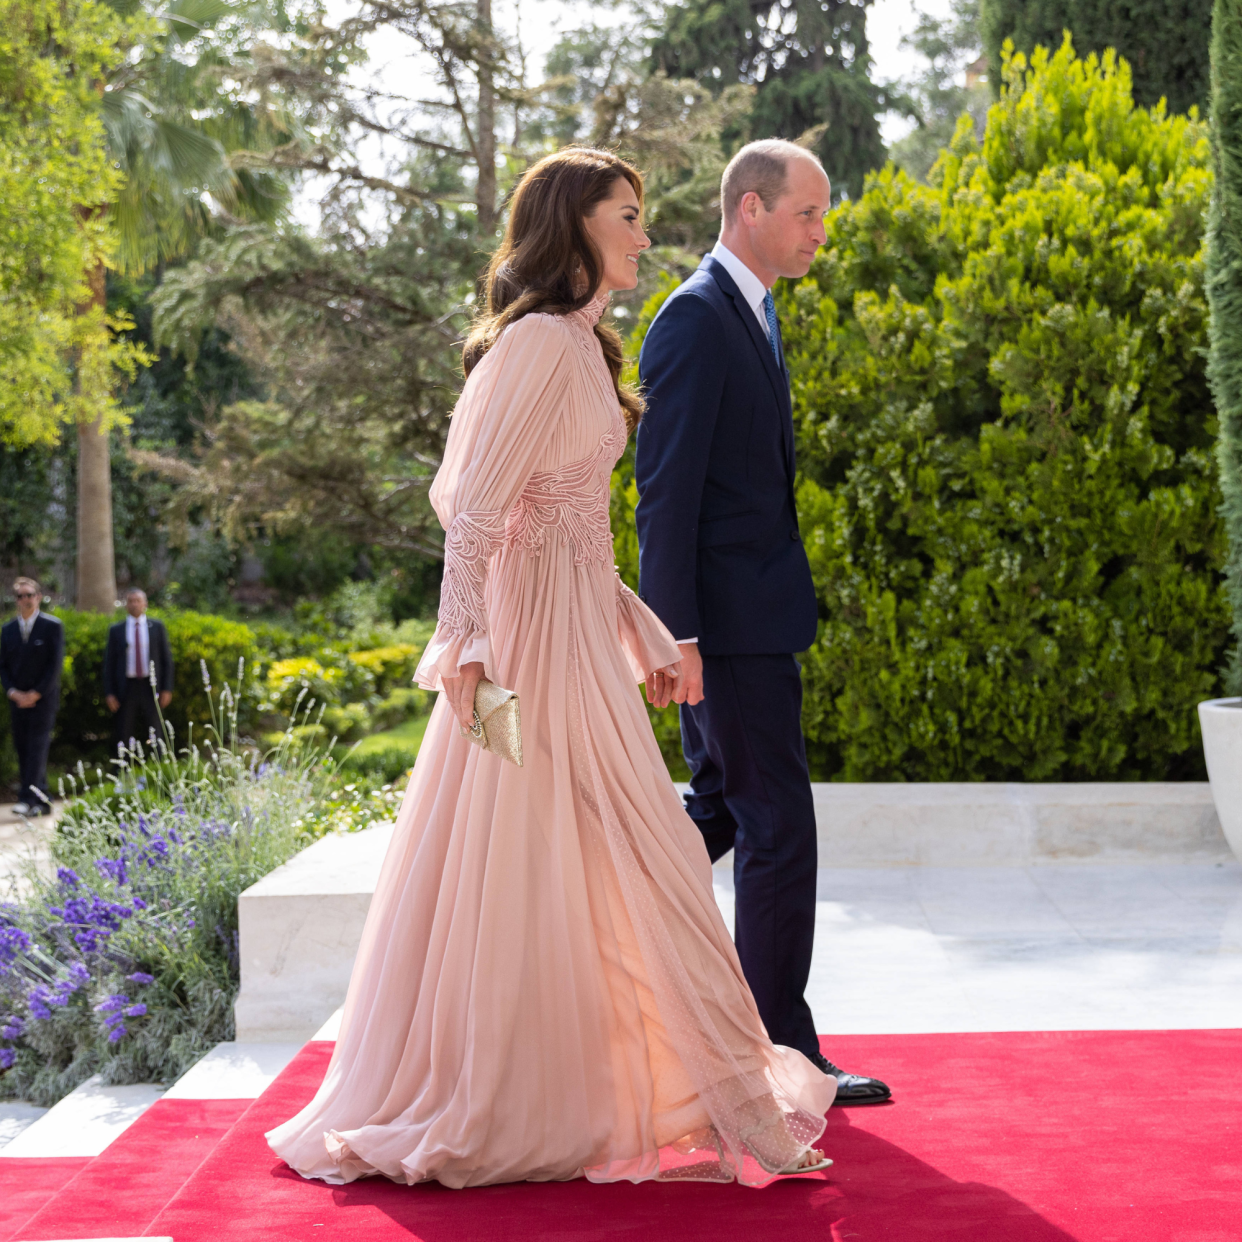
[136,621,145,682]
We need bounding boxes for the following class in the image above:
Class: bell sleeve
[614,572,681,683]
[415,315,575,692]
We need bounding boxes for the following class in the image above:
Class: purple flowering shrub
[0,668,336,1106]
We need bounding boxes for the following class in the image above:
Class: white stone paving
[162,1041,302,1100]
[712,859,1242,1035]
[0,1101,48,1151]
[0,1078,165,1158]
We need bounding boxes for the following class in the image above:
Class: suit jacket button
[790,530,800,541]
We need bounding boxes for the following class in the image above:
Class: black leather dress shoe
[810,1052,892,1104]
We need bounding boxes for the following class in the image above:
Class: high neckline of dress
[570,292,609,328]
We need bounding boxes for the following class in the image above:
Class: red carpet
[12,1097,248,1241]
[143,1029,1242,1241]
[0,1159,88,1242]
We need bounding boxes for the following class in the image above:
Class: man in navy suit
[104,589,174,750]
[1,578,64,816]
[637,140,890,1102]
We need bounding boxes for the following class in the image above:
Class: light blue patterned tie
[763,290,781,365]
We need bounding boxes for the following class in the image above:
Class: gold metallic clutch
[458,678,523,766]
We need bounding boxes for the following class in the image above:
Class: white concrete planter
[1199,698,1242,863]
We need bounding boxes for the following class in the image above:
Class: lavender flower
[56,868,80,890]
[123,1004,146,1018]
[107,1026,126,1043]
[94,994,129,1016]
[0,1016,24,1040]
[127,972,154,986]
[95,857,128,885]
[0,925,32,973]
[0,1048,14,1069]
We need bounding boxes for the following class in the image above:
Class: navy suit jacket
[0,614,64,706]
[635,255,818,655]
[104,617,174,700]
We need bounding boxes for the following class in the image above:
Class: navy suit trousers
[9,699,56,808]
[679,654,819,1059]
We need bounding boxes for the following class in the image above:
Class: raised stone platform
[234,783,1228,1043]
[233,823,395,1042]
[805,781,1226,867]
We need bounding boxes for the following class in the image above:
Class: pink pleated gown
[267,296,836,1189]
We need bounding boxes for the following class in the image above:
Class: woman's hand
[443,661,486,729]
[644,662,683,709]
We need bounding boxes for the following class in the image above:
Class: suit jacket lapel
[702,257,788,406]
[701,256,795,478]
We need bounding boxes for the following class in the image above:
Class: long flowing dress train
[266,296,836,1189]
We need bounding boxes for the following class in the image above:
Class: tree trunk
[76,256,117,612]
[476,0,497,234]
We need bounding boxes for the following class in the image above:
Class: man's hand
[8,689,39,709]
[105,695,121,713]
[158,691,172,709]
[673,642,704,706]
[442,661,486,729]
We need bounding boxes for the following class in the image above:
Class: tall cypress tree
[981,0,1213,114]
[651,0,888,200]
[1208,0,1242,691]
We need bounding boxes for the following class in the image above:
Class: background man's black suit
[104,616,174,747]
[0,614,64,809]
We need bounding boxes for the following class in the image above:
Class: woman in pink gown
[267,148,835,1189]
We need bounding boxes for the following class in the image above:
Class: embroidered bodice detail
[505,412,626,565]
[432,299,623,642]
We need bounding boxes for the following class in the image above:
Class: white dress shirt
[17,609,39,641]
[710,240,772,338]
[666,244,776,648]
[126,614,151,679]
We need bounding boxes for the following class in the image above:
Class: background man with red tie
[104,589,174,749]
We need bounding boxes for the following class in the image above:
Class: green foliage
[0,596,434,783]
[650,0,888,199]
[981,0,1213,115]
[1207,0,1242,691]
[0,0,144,446]
[49,607,261,758]
[784,39,1226,779]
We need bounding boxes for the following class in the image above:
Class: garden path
[0,801,64,894]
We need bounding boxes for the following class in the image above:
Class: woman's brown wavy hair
[462,147,645,434]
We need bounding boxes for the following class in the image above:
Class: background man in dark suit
[104,588,174,749]
[636,140,890,1102]
[1,578,64,816]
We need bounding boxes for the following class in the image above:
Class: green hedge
[0,608,264,767]
[791,40,1227,780]
[616,39,1229,781]
[0,602,434,781]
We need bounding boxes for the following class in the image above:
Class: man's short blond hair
[720,139,825,223]
[12,577,40,597]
